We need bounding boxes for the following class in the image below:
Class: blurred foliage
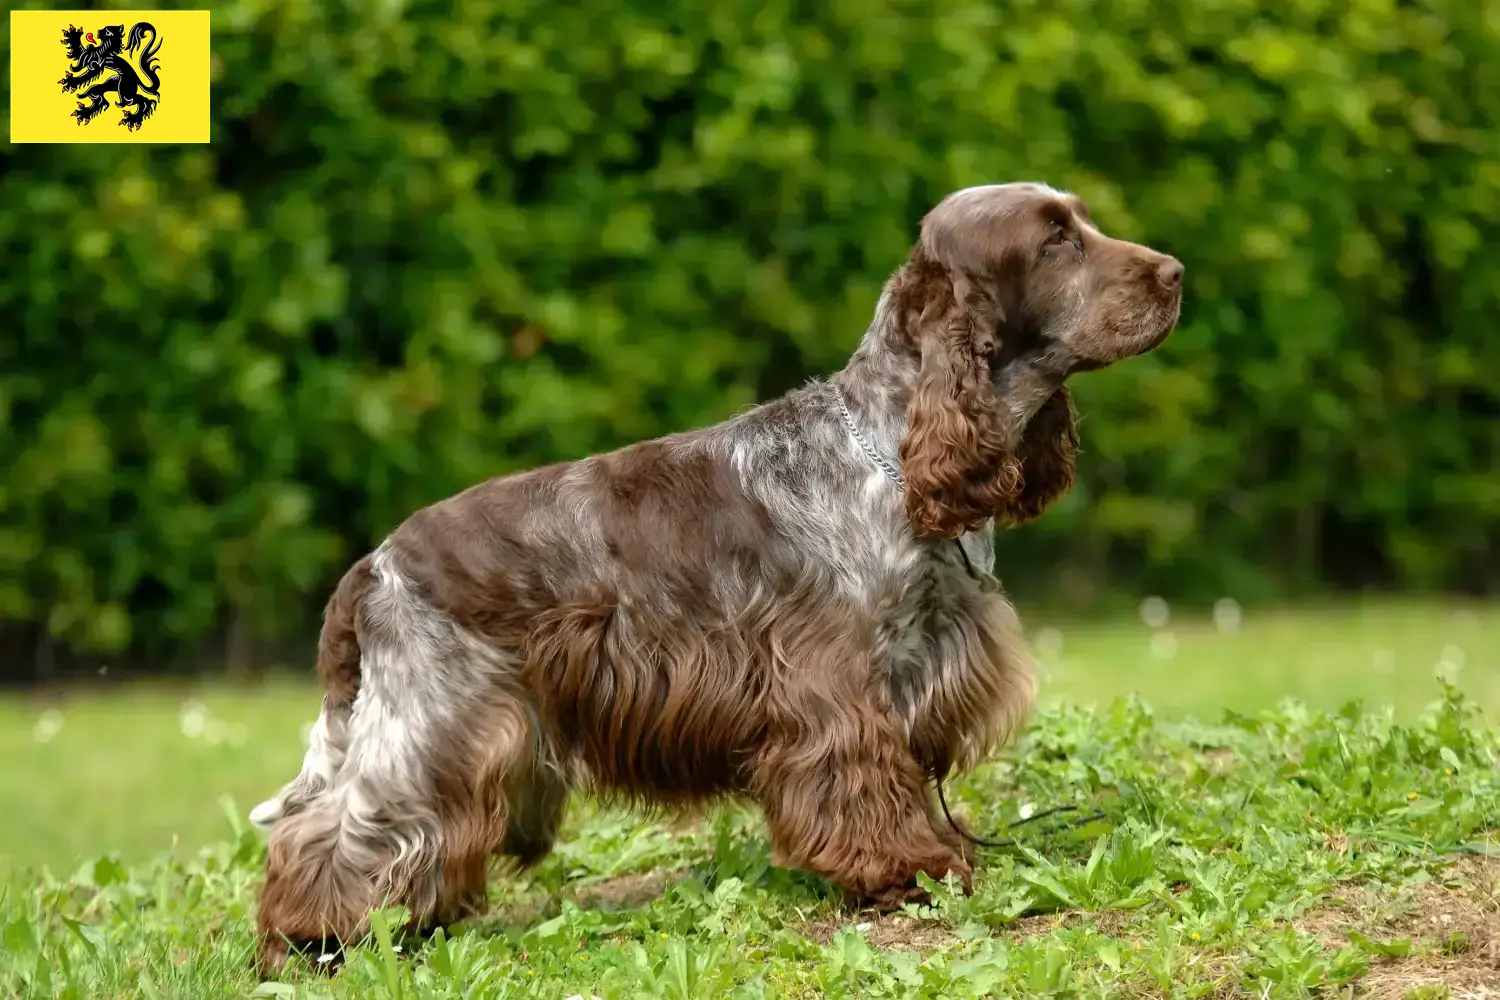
[1,0,1498,672]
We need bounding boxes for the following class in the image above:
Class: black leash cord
[941,541,1108,846]
[936,776,1107,848]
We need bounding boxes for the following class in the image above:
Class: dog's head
[894,182,1183,539]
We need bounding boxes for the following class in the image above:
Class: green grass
[1,599,1498,998]
[1,682,1496,999]
[4,598,1495,873]
[0,679,311,875]
[1025,596,1500,722]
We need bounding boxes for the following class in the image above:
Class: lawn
[4,597,1494,874]
[1,598,1497,998]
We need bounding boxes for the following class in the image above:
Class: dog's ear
[897,264,1022,540]
[994,386,1078,526]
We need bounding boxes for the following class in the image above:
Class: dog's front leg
[750,685,971,911]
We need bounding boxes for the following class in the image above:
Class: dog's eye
[1042,226,1081,256]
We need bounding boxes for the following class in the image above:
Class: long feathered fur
[250,181,1183,975]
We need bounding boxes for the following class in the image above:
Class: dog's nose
[1156,256,1184,290]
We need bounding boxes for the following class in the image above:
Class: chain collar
[836,382,999,592]
[835,384,905,490]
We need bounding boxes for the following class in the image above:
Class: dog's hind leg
[248,697,351,831]
[250,558,374,832]
[254,547,541,976]
[495,750,570,871]
[428,694,567,926]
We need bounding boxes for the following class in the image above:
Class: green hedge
[2,0,1497,669]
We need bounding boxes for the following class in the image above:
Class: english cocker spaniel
[250,181,1183,974]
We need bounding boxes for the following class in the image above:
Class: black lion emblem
[58,22,162,132]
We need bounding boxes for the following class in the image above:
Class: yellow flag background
[9,9,210,143]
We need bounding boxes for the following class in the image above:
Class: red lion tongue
[86,32,94,42]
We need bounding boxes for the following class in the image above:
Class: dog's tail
[314,554,373,711]
[249,555,375,831]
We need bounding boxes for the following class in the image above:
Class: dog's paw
[846,854,973,913]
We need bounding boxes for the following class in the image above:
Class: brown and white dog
[250,182,1183,974]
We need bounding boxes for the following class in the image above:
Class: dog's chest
[873,525,998,669]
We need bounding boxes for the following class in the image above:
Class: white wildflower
[1212,598,1243,634]
[1139,596,1170,629]
[179,701,208,739]
[1033,627,1064,659]
[33,709,64,743]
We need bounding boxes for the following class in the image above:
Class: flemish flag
[9,9,210,143]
